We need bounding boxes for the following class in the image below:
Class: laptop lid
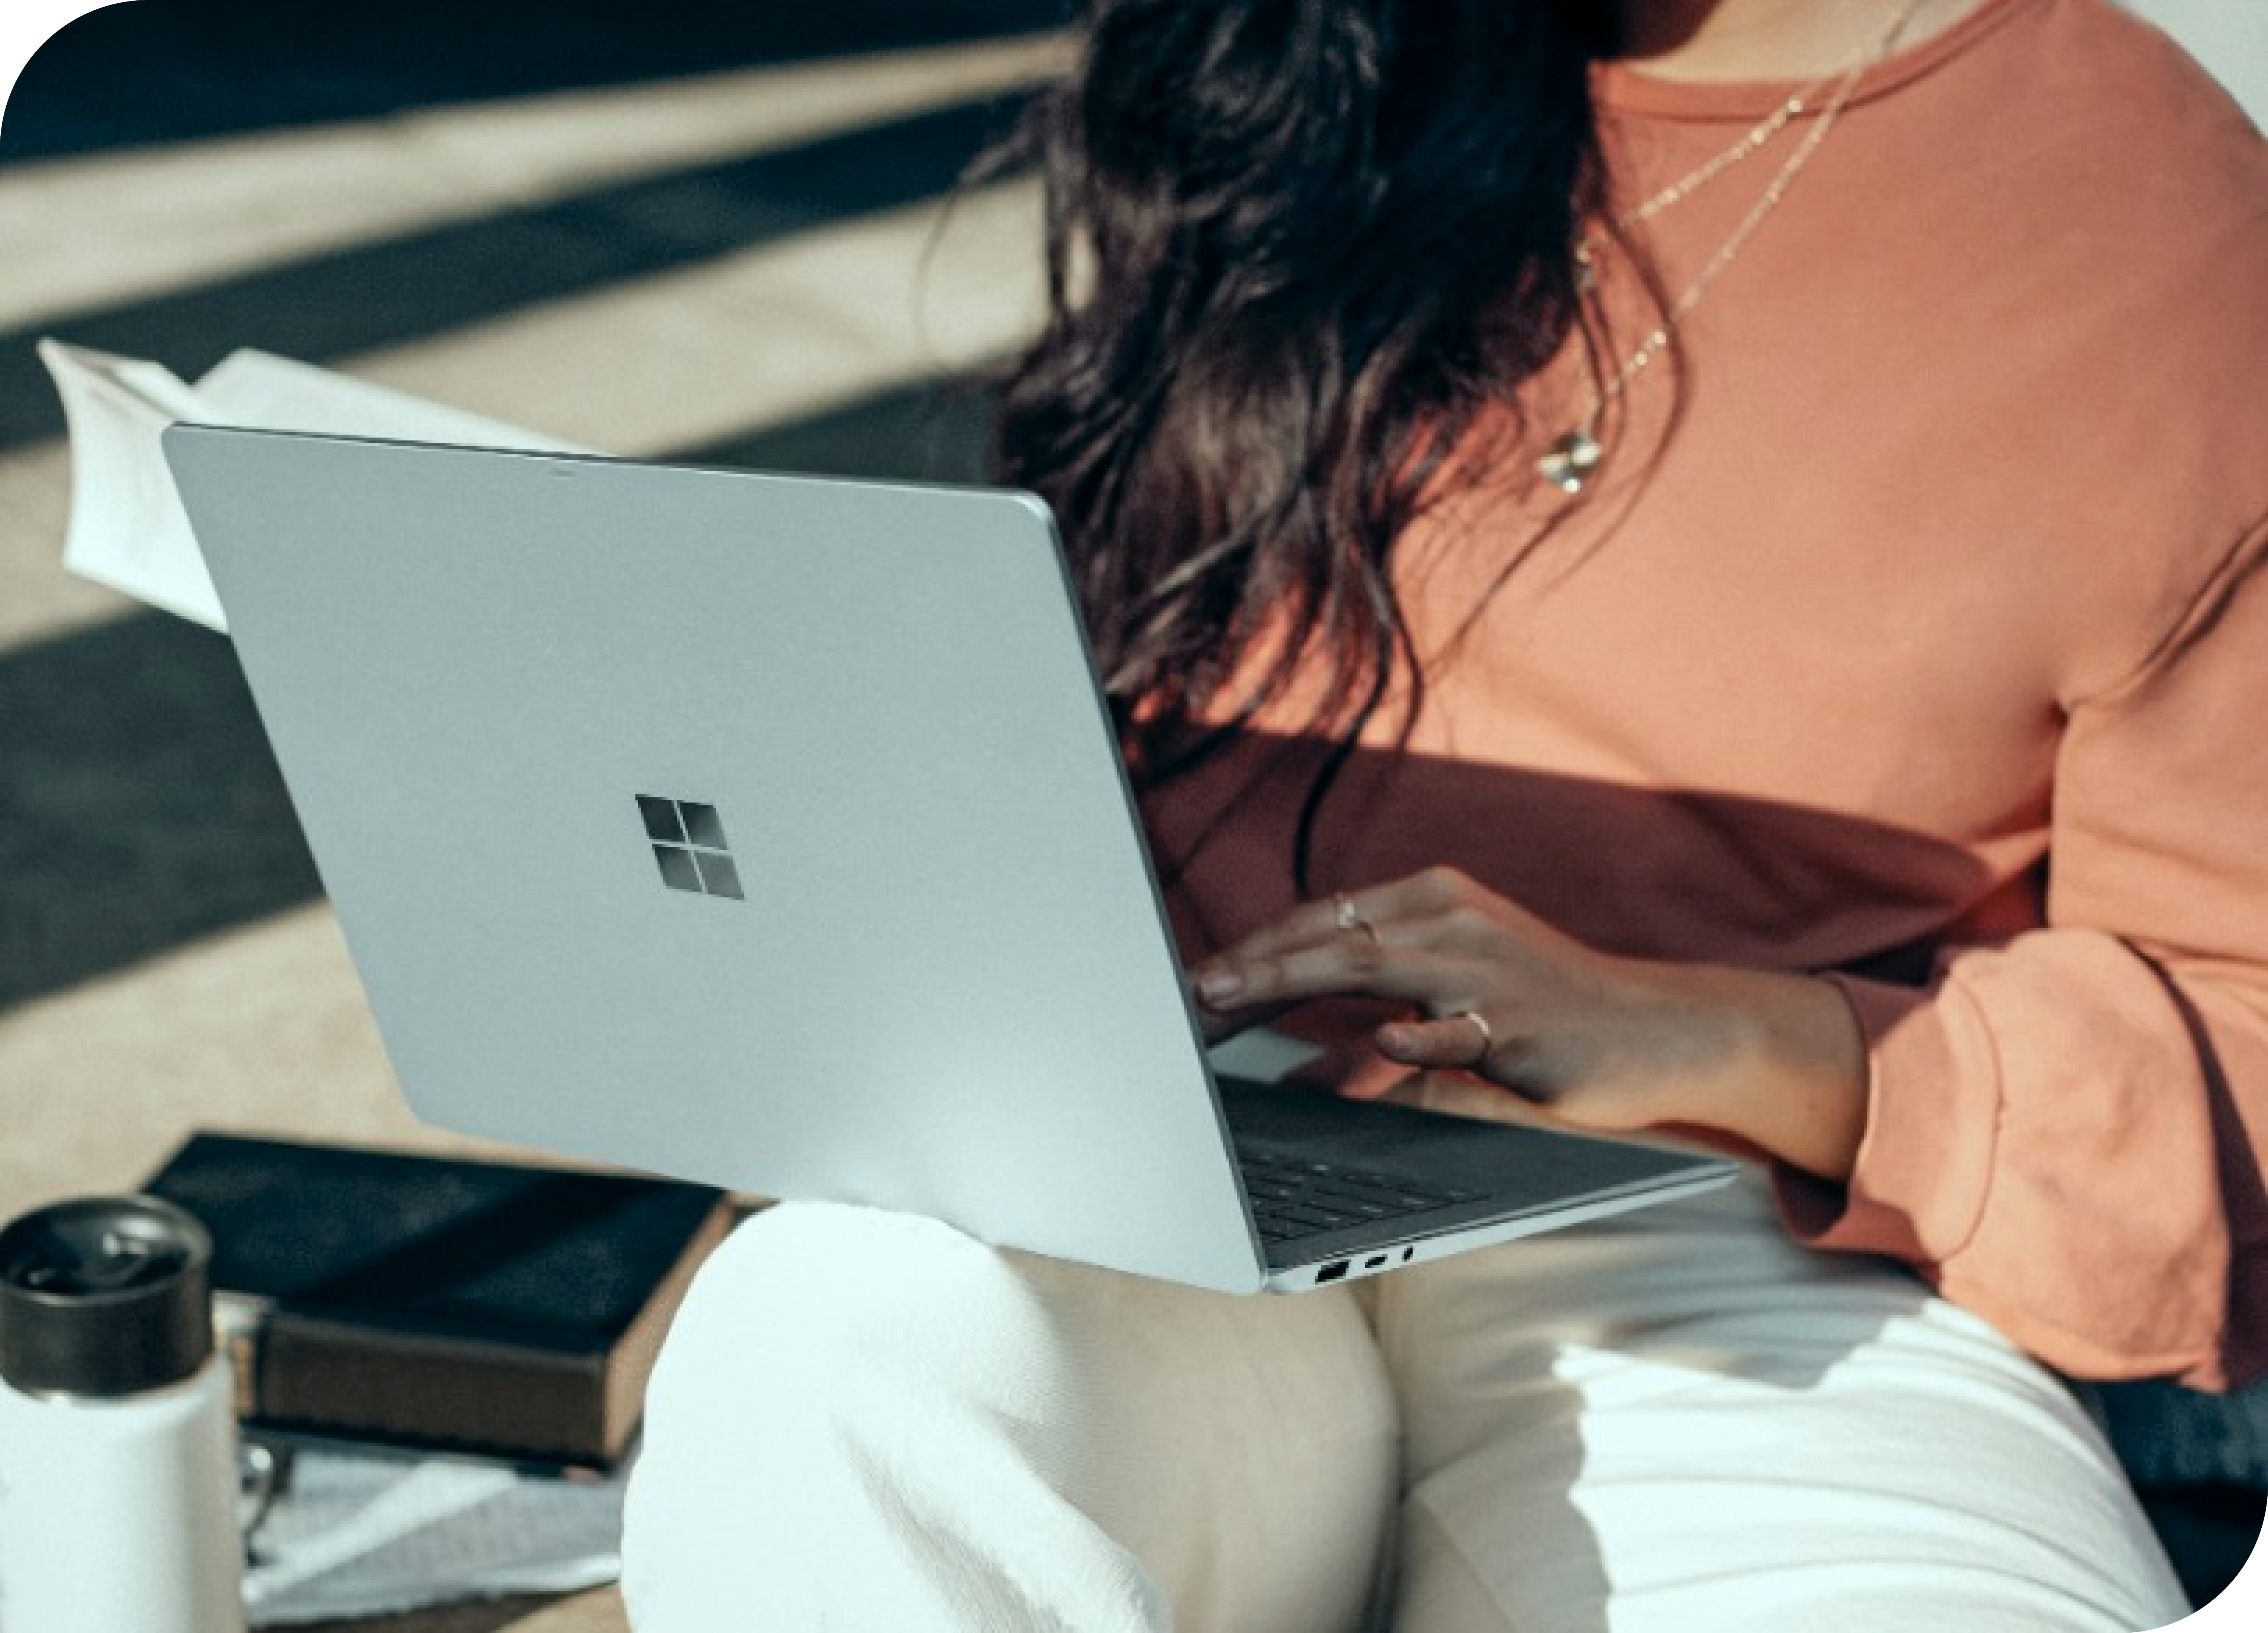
[163,425,1267,1292]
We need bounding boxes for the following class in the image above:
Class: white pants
[622,1175,2189,1631]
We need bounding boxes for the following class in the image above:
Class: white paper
[241,1439,626,1627]
[38,339,590,634]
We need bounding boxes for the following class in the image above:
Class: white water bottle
[0,1196,246,1633]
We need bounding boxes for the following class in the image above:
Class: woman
[624,1,2267,1626]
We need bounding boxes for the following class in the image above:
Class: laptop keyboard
[1236,1150,1484,1244]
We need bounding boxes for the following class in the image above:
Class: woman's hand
[1190,867,1870,1182]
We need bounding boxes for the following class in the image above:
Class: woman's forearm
[1643,963,1869,1183]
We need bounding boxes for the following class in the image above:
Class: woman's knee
[623,1201,1398,1633]
[624,1202,1122,1629]
[641,1200,1061,1426]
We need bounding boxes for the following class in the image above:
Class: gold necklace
[1537,0,1927,495]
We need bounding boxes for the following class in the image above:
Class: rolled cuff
[1772,973,2003,1269]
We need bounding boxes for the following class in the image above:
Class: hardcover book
[142,1131,735,1467]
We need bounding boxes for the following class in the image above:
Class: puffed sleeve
[1776,517,2268,1391]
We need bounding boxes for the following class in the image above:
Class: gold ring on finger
[1333,892,1384,950]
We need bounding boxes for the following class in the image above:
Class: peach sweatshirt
[1144,0,2268,1389]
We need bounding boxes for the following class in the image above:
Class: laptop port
[1316,1260,1350,1284]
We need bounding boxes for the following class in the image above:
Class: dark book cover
[143,1131,734,1467]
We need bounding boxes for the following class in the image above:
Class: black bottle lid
[0,1196,215,1398]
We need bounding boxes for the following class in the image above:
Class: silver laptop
[163,425,1736,1293]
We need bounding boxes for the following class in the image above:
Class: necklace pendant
[1537,428,1602,494]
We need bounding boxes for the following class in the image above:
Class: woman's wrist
[1643,963,1870,1183]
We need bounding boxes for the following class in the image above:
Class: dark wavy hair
[989,0,1614,867]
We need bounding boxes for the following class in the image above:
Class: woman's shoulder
[1853,1,2268,700]
[1997,0,2265,227]
[2076,0,2266,142]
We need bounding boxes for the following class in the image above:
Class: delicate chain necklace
[1537,0,1927,495]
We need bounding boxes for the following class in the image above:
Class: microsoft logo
[637,795,744,901]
